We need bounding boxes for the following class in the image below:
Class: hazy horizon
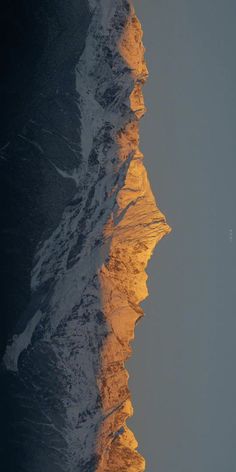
[129,1,236,471]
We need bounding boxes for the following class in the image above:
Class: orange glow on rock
[95,4,171,471]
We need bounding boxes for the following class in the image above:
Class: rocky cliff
[1,1,170,471]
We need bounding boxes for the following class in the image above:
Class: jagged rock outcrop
[1,1,170,471]
[94,4,171,470]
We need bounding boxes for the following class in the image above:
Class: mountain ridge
[2,1,171,470]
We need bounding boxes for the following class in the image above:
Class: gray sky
[129,1,236,471]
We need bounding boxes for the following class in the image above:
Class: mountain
[0,1,171,471]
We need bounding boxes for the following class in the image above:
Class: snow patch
[3,310,42,372]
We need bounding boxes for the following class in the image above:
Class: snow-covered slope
[2,1,171,471]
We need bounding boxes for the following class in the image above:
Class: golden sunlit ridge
[95,5,171,471]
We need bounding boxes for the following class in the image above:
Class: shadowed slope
[1,2,170,471]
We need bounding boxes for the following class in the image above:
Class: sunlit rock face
[95,4,171,470]
[1,1,170,471]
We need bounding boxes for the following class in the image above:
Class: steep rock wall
[1,1,171,471]
[95,3,171,470]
